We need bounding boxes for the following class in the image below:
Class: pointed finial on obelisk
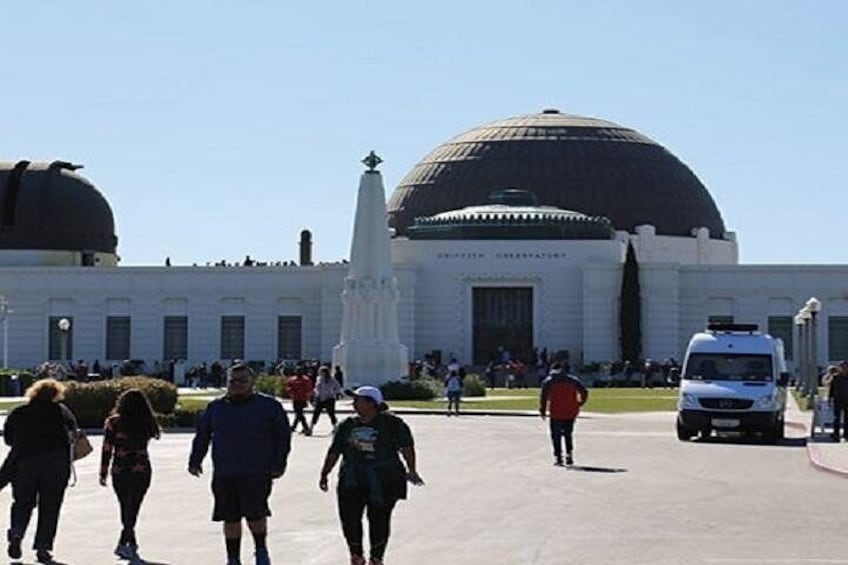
[361,150,383,172]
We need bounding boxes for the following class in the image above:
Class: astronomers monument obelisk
[332,152,409,387]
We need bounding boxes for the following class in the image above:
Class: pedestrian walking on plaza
[189,362,292,565]
[828,362,848,441]
[100,388,161,561]
[3,379,80,563]
[286,370,314,436]
[444,369,463,416]
[311,365,342,431]
[318,386,424,565]
[540,362,588,466]
[484,361,497,389]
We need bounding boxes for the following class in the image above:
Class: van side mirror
[778,372,790,387]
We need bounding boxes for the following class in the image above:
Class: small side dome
[0,160,117,254]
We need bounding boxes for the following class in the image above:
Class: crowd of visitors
[1,361,421,564]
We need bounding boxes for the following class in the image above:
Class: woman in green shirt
[319,386,423,565]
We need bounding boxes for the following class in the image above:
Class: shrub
[462,373,487,397]
[255,374,285,397]
[0,370,35,397]
[64,376,178,428]
[381,377,441,400]
[156,407,201,429]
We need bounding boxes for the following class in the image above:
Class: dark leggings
[549,419,575,458]
[112,472,151,546]
[9,449,69,551]
[834,403,848,439]
[292,400,310,432]
[337,487,397,561]
[311,399,337,427]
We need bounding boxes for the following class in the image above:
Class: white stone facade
[0,224,842,373]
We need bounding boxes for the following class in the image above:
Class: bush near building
[64,376,178,428]
[0,370,36,396]
[381,373,488,400]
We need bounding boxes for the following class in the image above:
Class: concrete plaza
[1,400,848,564]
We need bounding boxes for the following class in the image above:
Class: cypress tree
[619,241,642,363]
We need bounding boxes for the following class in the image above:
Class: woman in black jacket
[4,378,79,564]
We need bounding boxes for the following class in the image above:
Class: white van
[677,323,790,443]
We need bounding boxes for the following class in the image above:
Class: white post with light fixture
[58,317,71,363]
[805,297,821,410]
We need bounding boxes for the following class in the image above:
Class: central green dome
[387,109,726,239]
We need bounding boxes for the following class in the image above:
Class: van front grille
[699,398,754,410]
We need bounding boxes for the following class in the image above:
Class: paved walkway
[3,388,847,477]
[785,394,848,477]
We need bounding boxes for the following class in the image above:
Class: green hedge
[462,373,487,397]
[0,370,35,397]
[63,376,178,428]
[156,407,201,428]
[381,377,441,400]
[255,374,288,398]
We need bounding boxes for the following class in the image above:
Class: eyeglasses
[228,377,250,384]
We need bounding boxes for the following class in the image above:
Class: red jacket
[285,376,314,403]
[540,371,588,420]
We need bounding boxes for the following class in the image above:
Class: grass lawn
[177,396,214,412]
[391,387,679,413]
[0,388,678,417]
[0,399,23,412]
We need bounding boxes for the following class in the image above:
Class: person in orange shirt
[540,362,588,466]
[286,371,315,436]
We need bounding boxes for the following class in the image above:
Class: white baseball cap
[346,386,385,405]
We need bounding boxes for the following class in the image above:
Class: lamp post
[794,313,806,394]
[0,296,9,369]
[798,307,812,403]
[805,297,822,410]
[58,317,71,362]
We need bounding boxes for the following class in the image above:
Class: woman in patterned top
[99,389,161,561]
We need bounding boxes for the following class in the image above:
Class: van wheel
[676,422,693,441]
[776,417,785,440]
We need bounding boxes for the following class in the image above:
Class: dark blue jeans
[549,419,575,459]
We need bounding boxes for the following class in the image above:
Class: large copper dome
[0,160,117,253]
[387,109,726,238]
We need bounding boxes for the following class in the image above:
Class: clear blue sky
[1,2,845,266]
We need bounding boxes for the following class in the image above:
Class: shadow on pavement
[694,435,806,448]
[565,465,628,473]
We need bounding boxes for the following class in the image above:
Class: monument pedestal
[332,341,409,388]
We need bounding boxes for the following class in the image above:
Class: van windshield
[683,354,773,382]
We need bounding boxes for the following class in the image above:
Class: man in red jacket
[285,371,314,436]
[540,362,588,466]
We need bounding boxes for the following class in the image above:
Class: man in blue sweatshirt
[189,362,291,565]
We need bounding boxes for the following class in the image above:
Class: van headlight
[680,393,698,409]
[756,393,776,409]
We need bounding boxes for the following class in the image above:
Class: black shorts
[211,474,272,522]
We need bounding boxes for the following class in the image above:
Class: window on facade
[278,316,302,360]
[163,316,188,360]
[828,316,848,362]
[767,316,793,361]
[48,316,74,361]
[106,316,131,360]
[221,316,245,360]
[708,315,734,325]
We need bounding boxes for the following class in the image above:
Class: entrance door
[472,287,533,365]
